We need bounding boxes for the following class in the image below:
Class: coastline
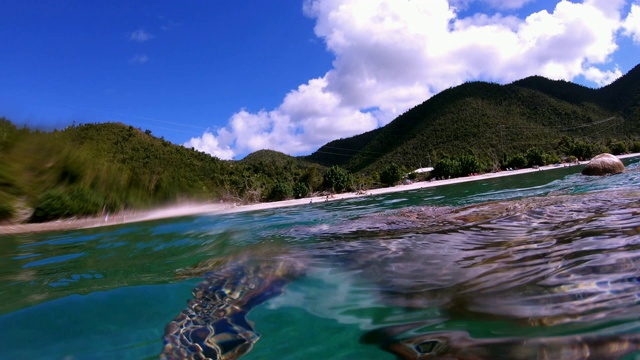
[2,153,638,235]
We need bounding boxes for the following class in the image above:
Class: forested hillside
[2,64,639,224]
[0,120,323,223]
[305,64,640,173]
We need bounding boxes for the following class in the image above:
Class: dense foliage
[379,164,405,187]
[432,154,495,179]
[322,166,354,193]
[305,64,640,174]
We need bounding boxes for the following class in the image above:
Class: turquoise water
[2,160,640,359]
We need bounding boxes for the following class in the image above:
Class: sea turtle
[161,188,640,359]
[160,255,305,360]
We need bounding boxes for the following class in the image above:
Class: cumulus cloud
[583,66,623,87]
[187,0,636,160]
[623,1,640,42]
[184,131,234,159]
[130,29,154,42]
[184,78,378,159]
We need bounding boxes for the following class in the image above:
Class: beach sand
[2,154,637,235]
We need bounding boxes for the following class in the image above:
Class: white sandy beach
[1,153,638,235]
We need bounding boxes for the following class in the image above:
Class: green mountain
[234,149,323,202]
[305,64,640,173]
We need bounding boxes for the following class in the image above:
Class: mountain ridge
[304,64,640,172]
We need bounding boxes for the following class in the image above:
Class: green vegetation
[1,63,639,223]
[31,188,102,222]
[0,203,14,221]
[379,164,405,187]
[322,166,354,193]
[0,121,331,223]
[306,63,640,174]
[432,154,491,179]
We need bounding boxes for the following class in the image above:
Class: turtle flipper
[161,259,304,360]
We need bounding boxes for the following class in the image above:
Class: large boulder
[581,153,624,176]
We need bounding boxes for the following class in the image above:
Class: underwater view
[2,159,640,359]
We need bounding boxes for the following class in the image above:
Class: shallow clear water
[2,160,640,359]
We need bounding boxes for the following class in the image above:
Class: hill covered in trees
[0,121,324,223]
[1,63,639,224]
[305,63,640,173]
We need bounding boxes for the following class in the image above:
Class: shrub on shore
[323,166,354,193]
[30,188,102,223]
[0,202,14,221]
[380,164,404,187]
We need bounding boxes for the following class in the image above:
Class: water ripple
[282,188,640,357]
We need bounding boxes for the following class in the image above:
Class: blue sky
[2,0,639,159]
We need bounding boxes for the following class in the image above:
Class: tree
[266,181,293,201]
[506,154,527,169]
[0,202,14,221]
[458,155,481,175]
[299,165,322,192]
[558,136,575,156]
[525,147,546,167]
[293,181,310,199]
[544,153,561,165]
[432,158,460,179]
[322,166,353,193]
[380,164,404,187]
[609,140,628,155]
[571,141,595,160]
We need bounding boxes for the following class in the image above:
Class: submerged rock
[582,153,624,176]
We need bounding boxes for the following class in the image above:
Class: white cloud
[586,0,627,18]
[183,78,378,159]
[130,54,149,64]
[130,29,154,42]
[187,0,634,159]
[184,131,235,159]
[623,2,640,43]
[583,66,623,87]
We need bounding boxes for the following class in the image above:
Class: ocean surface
[2,159,640,359]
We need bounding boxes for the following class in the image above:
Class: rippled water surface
[2,160,640,359]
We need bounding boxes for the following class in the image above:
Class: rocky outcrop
[582,153,624,176]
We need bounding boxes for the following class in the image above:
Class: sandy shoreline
[2,154,638,235]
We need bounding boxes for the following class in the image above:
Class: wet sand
[2,154,637,235]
